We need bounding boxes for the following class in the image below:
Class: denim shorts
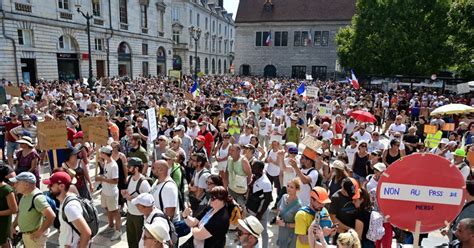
[6,142,18,156]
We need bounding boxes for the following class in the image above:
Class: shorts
[6,142,18,156]
[101,194,119,211]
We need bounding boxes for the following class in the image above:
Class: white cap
[331,160,346,171]
[373,163,387,172]
[131,193,155,207]
[439,138,449,144]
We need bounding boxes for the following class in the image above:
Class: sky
[223,0,239,19]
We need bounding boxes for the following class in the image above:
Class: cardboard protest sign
[316,103,333,117]
[442,123,455,132]
[37,120,68,150]
[423,125,437,134]
[306,86,319,98]
[5,86,22,97]
[88,126,109,145]
[80,116,107,142]
[301,135,323,151]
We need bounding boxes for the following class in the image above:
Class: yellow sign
[37,120,68,150]
[423,125,438,134]
[5,86,22,97]
[80,116,107,142]
[169,70,181,79]
[442,123,455,132]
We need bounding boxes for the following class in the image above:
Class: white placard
[306,86,319,98]
[306,74,313,80]
[379,182,463,206]
[146,107,158,142]
[316,103,333,117]
[456,83,470,94]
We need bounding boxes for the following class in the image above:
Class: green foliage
[448,0,474,78]
[336,0,454,77]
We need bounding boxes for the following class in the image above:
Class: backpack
[30,191,60,229]
[158,180,190,238]
[305,168,323,187]
[126,175,154,196]
[228,200,243,227]
[366,210,385,242]
[150,212,179,248]
[62,196,100,238]
[170,165,186,211]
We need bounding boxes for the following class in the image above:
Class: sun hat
[16,136,34,147]
[373,162,387,172]
[144,221,170,243]
[237,216,264,238]
[310,186,332,204]
[331,160,346,171]
[131,193,155,207]
[162,149,177,160]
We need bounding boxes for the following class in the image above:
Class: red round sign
[376,153,466,233]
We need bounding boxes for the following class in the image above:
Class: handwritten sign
[442,123,455,132]
[169,70,181,79]
[147,107,158,142]
[316,103,333,117]
[379,183,463,206]
[5,86,22,97]
[301,135,323,151]
[88,126,108,145]
[306,86,319,98]
[424,125,438,134]
[37,120,68,149]
[80,116,107,142]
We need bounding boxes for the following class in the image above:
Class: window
[205,58,209,74]
[225,26,227,36]
[142,43,148,55]
[219,24,221,35]
[94,38,103,51]
[212,38,216,52]
[119,0,127,24]
[274,31,288,46]
[292,66,306,79]
[173,31,180,44]
[231,29,233,39]
[205,37,209,50]
[314,31,329,46]
[190,55,193,69]
[17,29,33,46]
[205,17,208,30]
[255,31,270,47]
[158,11,164,33]
[197,13,200,27]
[142,62,149,77]
[312,66,327,80]
[189,10,192,24]
[294,31,309,46]
[321,31,329,46]
[212,21,215,33]
[141,5,148,29]
[58,0,69,10]
[58,35,74,50]
[172,8,179,22]
[92,0,101,16]
[218,40,222,53]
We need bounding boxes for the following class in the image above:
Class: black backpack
[305,168,323,187]
[29,192,60,229]
[126,175,154,196]
[62,196,99,238]
[150,212,179,248]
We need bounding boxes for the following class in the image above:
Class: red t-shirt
[198,130,214,156]
[5,121,21,142]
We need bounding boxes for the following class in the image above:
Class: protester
[0,165,18,248]
[11,172,56,247]
[236,215,264,248]
[276,177,302,248]
[225,144,252,206]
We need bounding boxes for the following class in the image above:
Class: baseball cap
[310,186,331,204]
[42,171,72,186]
[373,162,387,172]
[237,216,264,238]
[453,149,466,158]
[288,147,298,154]
[174,125,185,131]
[100,145,113,154]
[9,171,36,184]
[342,177,360,200]
[131,193,155,207]
[196,135,206,142]
[128,157,143,167]
[440,138,449,144]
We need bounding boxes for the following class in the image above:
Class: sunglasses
[359,145,367,148]
[237,229,251,237]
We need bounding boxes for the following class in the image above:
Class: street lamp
[189,26,202,81]
[75,4,94,90]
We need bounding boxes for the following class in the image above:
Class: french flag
[307,31,312,46]
[296,82,306,96]
[190,81,199,97]
[351,70,360,89]
[265,32,272,46]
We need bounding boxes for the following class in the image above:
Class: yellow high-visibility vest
[425,130,443,149]
[227,117,241,135]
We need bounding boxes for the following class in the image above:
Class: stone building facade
[169,0,235,76]
[0,0,234,85]
[234,0,355,79]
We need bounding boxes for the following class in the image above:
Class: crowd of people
[0,75,473,248]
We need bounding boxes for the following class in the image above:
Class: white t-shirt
[388,123,406,138]
[366,176,378,193]
[282,157,298,186]
[59,197,83,247]
[127,176,152,215]
[102,160,119,197]
[368,140,385,153]
[321,130,334,140]
[345,146,358,169]
[151,179,180,221]
[252,175,273,213]
[272,108,284,119]
[265,150,280,177]
[298,167,319,207]
[193,168,211,190]
[258,118,272,136]
[139,208,170,248]
[352,131,372,143]
[186,127,199,140]
[238,134,252,146]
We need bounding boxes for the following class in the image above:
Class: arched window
[211,58,215,74]
[218,59,221,74]
[205,58,209,74]
[58,35,76,51]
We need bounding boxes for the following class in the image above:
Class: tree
[336,0,453,77]
[448,0,474,79]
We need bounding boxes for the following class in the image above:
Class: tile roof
[235,0,356,23]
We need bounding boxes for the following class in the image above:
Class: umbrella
[430,104,474,116]
[350,110,377,123]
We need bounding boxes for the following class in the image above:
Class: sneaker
[110,231,121,241]
[102,226,115,234]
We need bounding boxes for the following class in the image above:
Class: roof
[235,0,356,23]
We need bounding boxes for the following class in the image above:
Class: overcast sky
[224,0,239,19]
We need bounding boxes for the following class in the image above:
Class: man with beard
[122,158,151,248]
[44,171,91,248]
[294,186,332,248]
[128,133,149,175]
[290,148,320,207]
[329,177,360,235]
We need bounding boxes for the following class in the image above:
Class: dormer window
[264,0,273,11]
